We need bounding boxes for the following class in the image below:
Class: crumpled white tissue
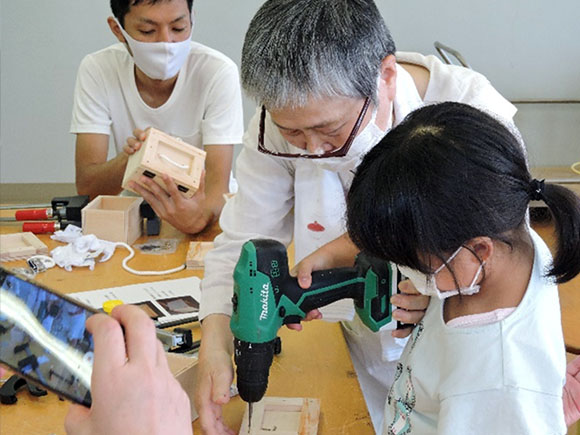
[50,225,118,271]
[50,224,83,243]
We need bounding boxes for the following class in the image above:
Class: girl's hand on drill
[390,279,430,338]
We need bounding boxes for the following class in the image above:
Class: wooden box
[0,232,48,262]
[122,128,206,198]
[81,195,143,244]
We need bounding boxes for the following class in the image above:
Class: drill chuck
[234,338,277,403]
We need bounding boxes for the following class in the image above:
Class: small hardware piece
[0,375,47,405]
[27,255,56,273]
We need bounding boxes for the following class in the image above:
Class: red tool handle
[22,221,58,234]
[15,208,52,220]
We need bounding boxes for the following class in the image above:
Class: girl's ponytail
[532,179,580,283]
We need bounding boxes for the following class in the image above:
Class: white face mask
[398,247,484,300]
[116,19,191,80]
[311,103,390,174]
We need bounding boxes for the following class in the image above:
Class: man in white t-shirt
[70,0,243,234]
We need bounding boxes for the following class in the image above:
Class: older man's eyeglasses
[257,97,371,158]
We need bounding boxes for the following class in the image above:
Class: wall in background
[382,0,580,169]
[1,0,578,184]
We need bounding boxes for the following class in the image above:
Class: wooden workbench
[0,218,373,434]
[1,206,578,433]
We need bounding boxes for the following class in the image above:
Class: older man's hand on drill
[291,233,429,335]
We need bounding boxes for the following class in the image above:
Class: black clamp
[0,375,47,405]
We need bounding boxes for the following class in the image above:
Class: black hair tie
[530,178,545,201]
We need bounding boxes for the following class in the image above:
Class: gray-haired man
[195,1,516,433]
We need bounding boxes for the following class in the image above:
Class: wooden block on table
[166,353,199,421]
[81,195,143,244]
[185,241,214,269]
[122,128,206,198]
[0,232,48,262]
[240,397,321,435]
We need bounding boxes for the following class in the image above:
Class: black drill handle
[296,267,362,314]
[253,239,363,318]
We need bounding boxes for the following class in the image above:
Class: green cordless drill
[230,238,398,408]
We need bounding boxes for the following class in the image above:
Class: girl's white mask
[398,247,484,300]
[116,19,191,80]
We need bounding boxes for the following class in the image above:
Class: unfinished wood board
[239,397,320,435]
[185,241,214,269]
[166,353,199,421]
[81,195,143,244]
[0,232,48,261]
[122,128,206,199]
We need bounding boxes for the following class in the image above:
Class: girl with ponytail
[346,101,580,434]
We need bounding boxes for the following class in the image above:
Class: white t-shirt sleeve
[70,54,112,135]
[438,389,566,434]
[398,51,517,123]
[200,63,244,146]
[453,73,517,121]
[199,109,295,319]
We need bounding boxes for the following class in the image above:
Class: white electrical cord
[572,161,580,175]
[116,242,186,276]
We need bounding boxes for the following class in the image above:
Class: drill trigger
[282,315,302,325]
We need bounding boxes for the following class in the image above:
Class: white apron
[292,65,424,432]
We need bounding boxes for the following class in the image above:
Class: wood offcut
[185,241,214,269]
[0,232,48,261]
[239,397,321,435]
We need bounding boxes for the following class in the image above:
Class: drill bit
[248,402,253,433]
